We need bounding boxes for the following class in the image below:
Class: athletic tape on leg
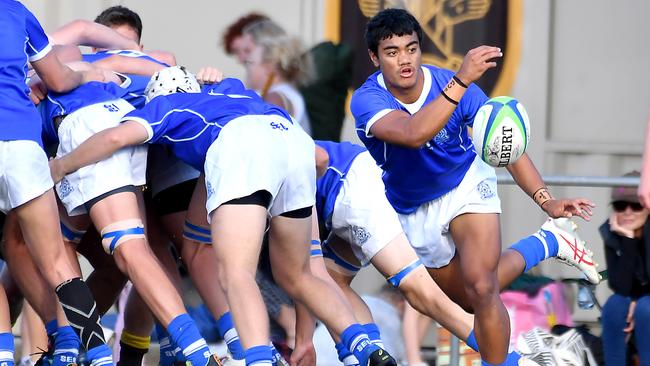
[60,222,86,244]
[322,241,361,275]
[387,259,423,287]
[100,219,145,254]
[182,220,212,244]
[310,239,323,257]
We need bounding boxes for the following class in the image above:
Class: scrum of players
[1,3,601,366]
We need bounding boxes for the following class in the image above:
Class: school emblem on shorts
[58,177,74,199]
[434,128,449,144]
[206,180,215,198]
[351,225,371,245]
[477,180,494,200]
[331,0,521,95]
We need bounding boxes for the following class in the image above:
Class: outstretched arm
[506,153,595,220]
[31,51,103,93]
[50,121,149,182]
[368,45,501,148]
[50,19,140,50]
[93,55,166,76]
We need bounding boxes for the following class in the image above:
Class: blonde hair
[243,19,313,86]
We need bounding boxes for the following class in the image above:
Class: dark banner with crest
[334,0,520,96]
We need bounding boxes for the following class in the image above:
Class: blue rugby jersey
[124,78,292,171]
[315,140,366,228]
[0,0,52,145]
[39,82,128,146]
[351,65,488,214]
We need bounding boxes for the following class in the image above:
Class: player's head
[242,19,313,90]
[145,66,201,103]
[364,8,424,91]
[611,171,648,233]
[95,6,143,47]
[222,13,269,64]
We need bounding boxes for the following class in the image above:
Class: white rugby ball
[472,96,530,167]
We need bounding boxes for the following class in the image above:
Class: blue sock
[52,326,80,366]
[0,333,15,366]
[340,324,378,366]
[216,312,245,360]
[466,329,479,352]
[269,343,286,366]
[167,314,210,366]
[45,320,58,337]
[509,231,558,272]
[156,323,178,366]
[85,345,113,366]
[466,330,520,366]
[362,323,384,349]
[335,342,359,366]
[504,351,522,365]
[245,345,273,366]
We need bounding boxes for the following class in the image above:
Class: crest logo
[327,0,522,96]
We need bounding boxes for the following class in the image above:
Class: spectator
[600,171,650,365]
[221,13,269,64]
[242,19,314,135]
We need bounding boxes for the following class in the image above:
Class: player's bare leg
[88,191,184,325]
[445,213,508,365]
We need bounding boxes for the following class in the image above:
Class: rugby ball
[472,96,530,167]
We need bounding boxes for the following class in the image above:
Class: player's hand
[28,76,47,105]
[196,67,224,84]
[455,45,502,85]
[289,341,316,366]
[609,213,635,238]
[542,198,595,221]
[49,158,66,184]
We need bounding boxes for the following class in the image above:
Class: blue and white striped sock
[0,333,14,366]
[216,312,245,360]
[167,314,210,366]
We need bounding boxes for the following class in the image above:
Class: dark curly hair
[364,8,423,55]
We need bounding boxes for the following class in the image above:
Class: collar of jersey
[377,66,432,114]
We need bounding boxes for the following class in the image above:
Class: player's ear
[368,49,380,68]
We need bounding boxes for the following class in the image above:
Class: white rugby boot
[541,218,601,284]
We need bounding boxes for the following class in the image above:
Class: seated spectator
[600,171,650,365]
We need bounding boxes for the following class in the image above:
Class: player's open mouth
[400,67,413,78]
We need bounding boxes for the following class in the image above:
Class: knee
[464,276,498,301]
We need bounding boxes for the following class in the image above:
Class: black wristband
[453,75,468,88]
[441,90,459,105]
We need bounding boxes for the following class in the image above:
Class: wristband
[441,90,459,105]
[453,75,468,88]
[533,187,554,208]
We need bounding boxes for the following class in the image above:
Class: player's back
[129,80,293,171]
[0,0,51,143]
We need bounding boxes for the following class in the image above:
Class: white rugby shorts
[0,140,53,213]
[398,155,502,268]
[204,114,316,222]
[330,151,403,266]
[55,99,146,216]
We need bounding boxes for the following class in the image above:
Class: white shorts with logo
[398,155,502,268]
[330,151,403,266]
[204,115,316,222]
[0,140,53,213]
[55,99,147,216]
